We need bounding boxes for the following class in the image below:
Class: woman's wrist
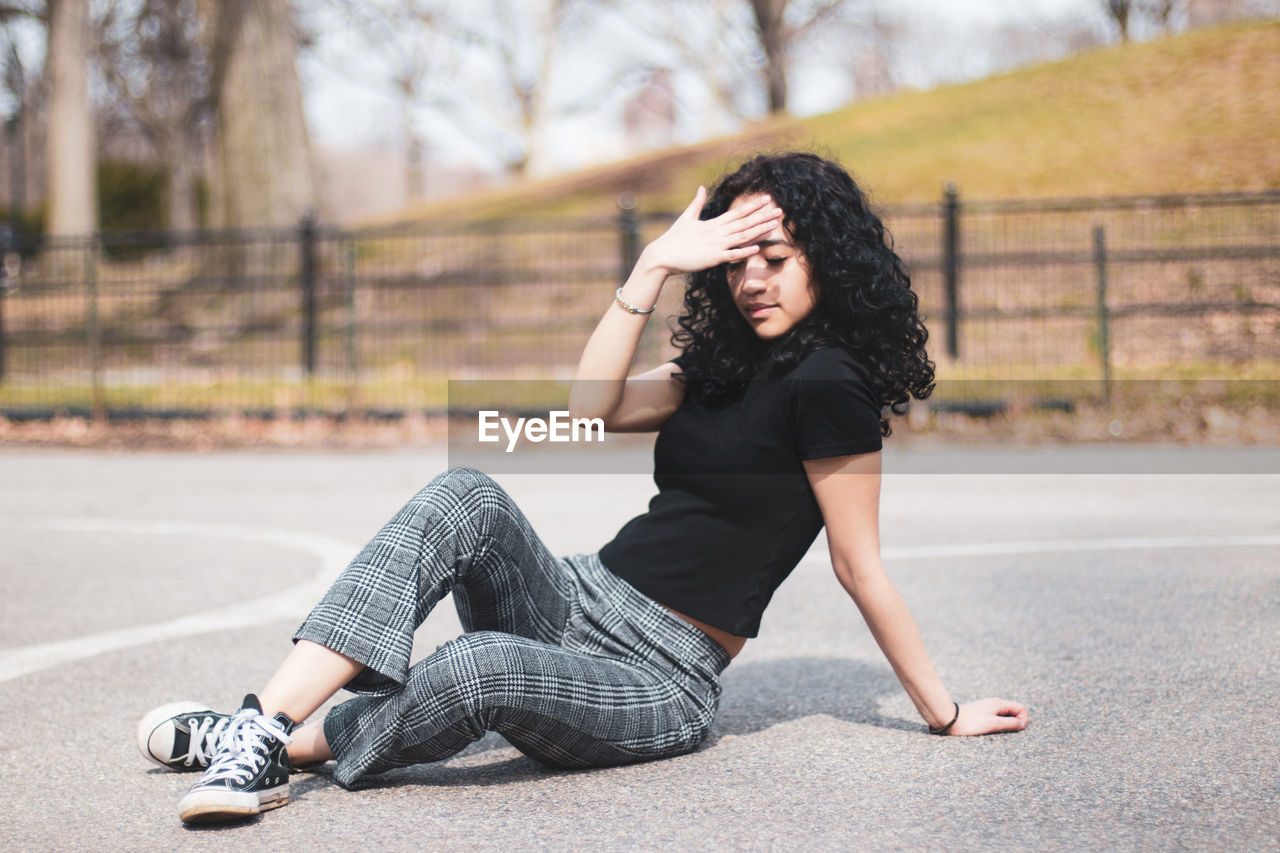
[636,241,687,278]
[616,250,668,310]
[919,693,958,731]
[928,701,960,735]
[614,287,655,315]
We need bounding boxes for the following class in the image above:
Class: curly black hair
[673,152,935,436]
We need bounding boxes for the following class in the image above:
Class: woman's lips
[744,304,775,318]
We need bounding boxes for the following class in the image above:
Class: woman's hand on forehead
[644,187,783,276]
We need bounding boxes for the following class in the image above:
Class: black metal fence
[897,190,1280,378]
[0,189,1277,419]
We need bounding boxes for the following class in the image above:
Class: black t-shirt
[599,347,883,637]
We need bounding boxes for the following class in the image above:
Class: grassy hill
[398,20,1280,220]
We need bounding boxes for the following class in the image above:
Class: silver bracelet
[614,287,655,315]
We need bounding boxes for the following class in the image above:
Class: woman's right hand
[643,187,783,276]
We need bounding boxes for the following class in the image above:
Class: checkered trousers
[293,467,732,788]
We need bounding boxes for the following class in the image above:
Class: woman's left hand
[946,698,1029,736]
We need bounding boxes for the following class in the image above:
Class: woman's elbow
[567,387,614,423]
[831,555,887,596]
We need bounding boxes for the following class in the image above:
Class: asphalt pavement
[1,446,1276,850]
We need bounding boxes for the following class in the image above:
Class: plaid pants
[294,467,731,788]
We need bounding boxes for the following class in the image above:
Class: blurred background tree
[1104,0,1135,42]
[95,0,210,233]
[200,0,315,229]
[318,0,593,180]
[1,0,315,234]
[0,18,34,235]
[317,0,443,202]
[602,0,856,129]
[747,0,849,114]
[46,0,95,237]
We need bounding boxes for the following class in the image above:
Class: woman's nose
[738,263,768,290]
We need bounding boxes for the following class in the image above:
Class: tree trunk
[750,0,789,114]
[1106,0,1133,43]
[163,128,197,233]
[204,0,316,228]
[46,0,96,237]
[395,73,426,203]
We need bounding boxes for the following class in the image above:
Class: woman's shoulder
[784,346,885,452]
[787,346,872,383]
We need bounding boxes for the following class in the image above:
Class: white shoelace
[200,709,293,785]
[184,714,231,768]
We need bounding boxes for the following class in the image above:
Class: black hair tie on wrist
[929,702,960,735]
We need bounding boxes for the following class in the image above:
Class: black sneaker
[177,694,296,825]
[136,702,232,772]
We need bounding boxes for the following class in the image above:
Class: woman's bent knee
[406,632,523,713]
[430,466,499,495]
[412,467,514,522]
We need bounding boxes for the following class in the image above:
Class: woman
[138,152,1027,825]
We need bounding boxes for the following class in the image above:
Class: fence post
[618,196,640,286]
[343,235,359,416]
[0,226,9,385]
[1093,224,1112,405]
[300,214,317,378]
[942,183,960,359]
[86,238,104,423]
[8,111,24,240]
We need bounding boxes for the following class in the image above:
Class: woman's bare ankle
[258,640,364,724]
[286,720,335,767]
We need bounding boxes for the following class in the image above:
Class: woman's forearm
[568,250,669,420]
[838,564,956,730]
[574,247,668,380]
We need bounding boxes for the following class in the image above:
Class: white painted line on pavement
[798,534,1280,567]
[883,534,1280,560]
[0,517,360,684]
[2,519,1277,683]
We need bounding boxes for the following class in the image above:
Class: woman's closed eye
[727,253,790,270]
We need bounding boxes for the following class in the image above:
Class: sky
[299,0,1106,175]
